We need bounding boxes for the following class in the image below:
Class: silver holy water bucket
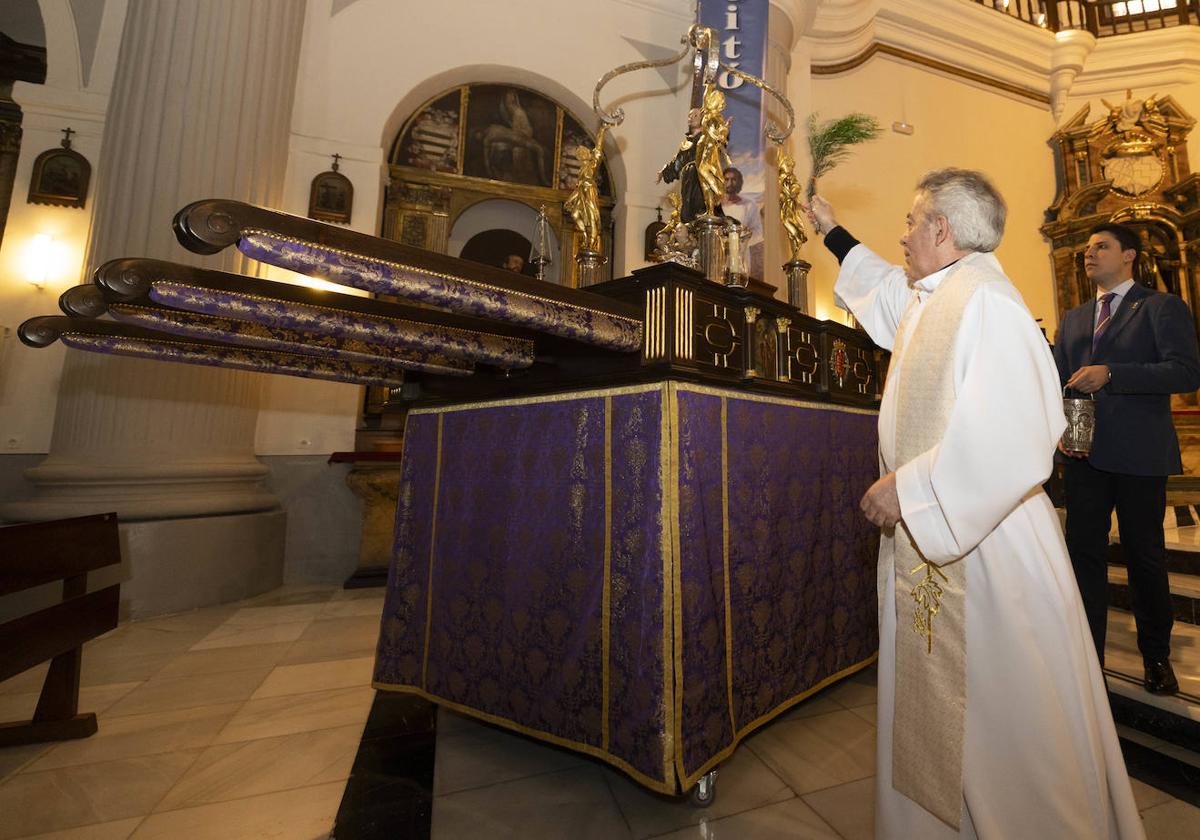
[1062,388,1095,454]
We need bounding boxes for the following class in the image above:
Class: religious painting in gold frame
[308,167,353,224]
[384,83,616,282]
[28,142,91,209]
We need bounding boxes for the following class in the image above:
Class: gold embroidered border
[602,396,612,752]
[673,381,879,416]
[373,653,877,798]
[420,414,444,690]
[371,681,677,795]
[243,229,642,326]
[721,397,736,735]
[407,382,670,416]
[673,654,879,790]
[666,381,684,787]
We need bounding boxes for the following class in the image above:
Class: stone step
[1103,607,1200,802]
[1108,565,1200,625]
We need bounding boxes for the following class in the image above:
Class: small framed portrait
[308,161,354,224]
[28,145,91,209]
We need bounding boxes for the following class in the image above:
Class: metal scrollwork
[716,63,794,144]
[593,24,793,145]
[592,38,694,127]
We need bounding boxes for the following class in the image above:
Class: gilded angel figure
[659,192,683,244]
[694,86,732,218]
[564,126,608,254]
[777,151,808,262]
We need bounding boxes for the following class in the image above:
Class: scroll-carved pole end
[58,285,108,318]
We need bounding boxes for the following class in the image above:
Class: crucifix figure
[60,127,75,149]
[330,153,342,172]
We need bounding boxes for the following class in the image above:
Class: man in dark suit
[1054,222,1200,694]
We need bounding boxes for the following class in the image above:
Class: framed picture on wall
[308,155,354,224]
[462,85,557,188]
[27,129,91,209]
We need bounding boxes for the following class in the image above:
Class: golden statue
[659,192,683,245]
[777,151,807,262]
[564,126,608,254]
[1090,89,1169,141]
[694,85,731,217]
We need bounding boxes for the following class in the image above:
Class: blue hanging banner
[699,0,768,276]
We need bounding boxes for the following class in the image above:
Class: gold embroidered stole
[886,261,986,830]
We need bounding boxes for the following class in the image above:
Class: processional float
[19,25,881,803]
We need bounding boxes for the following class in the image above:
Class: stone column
[0,82,21,248]
[1,0,308,617]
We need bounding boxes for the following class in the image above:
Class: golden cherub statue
[777,151,807,262]
[694,85,731,218]
[565,125,608,254]
[1090,89,1169,141]
[659,192,683,244]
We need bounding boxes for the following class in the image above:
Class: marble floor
[0,585,1197,839]
[1106,609,1200,700]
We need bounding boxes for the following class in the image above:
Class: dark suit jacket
[1053,283,1200,476]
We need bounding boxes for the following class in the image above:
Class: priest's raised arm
[807,196,909,350]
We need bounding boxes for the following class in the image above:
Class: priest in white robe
[806,169,1144,839]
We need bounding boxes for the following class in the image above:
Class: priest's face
[900,199,940,281]
[1084,232,1135,290]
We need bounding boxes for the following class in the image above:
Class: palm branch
[806,113,882,198]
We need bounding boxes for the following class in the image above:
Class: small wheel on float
[689,768,718,807]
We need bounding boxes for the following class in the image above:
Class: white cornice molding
[806,0,879,60]
[808,0,1056,101]
[769,0,823,46]
[12,79,110,122]
[1049,29,1096,122]
[1069,26,1200,96]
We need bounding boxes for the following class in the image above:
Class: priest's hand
[805,195,837,236]
[861,472,901,529]
[1065,365,1110,394]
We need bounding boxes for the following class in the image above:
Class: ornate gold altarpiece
[1043,93,1200,337]
[384,83,616,289]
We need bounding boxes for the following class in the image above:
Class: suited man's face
[1084,232,1135,290]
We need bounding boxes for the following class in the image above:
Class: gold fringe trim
[420,415,443,690]
[408,381,669,416]
[372,652,878,795]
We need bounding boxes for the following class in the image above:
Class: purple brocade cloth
[108,303,474,376]
[236,231,643,353]
[373,382,879,793]
[143,282,531,369]
[60,333,412,387]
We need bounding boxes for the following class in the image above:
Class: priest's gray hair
[914,168,1007,252]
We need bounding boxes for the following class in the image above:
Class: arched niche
[382,79,615,287]
[449,198,561,283]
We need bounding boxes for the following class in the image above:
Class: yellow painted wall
[806,56,1061,333]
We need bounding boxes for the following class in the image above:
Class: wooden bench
[0,513,121,746]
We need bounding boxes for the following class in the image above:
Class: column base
[117,510,286,619]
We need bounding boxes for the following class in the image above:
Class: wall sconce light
[23,234,69,289]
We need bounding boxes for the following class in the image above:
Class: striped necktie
[1092,292,1116,353]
